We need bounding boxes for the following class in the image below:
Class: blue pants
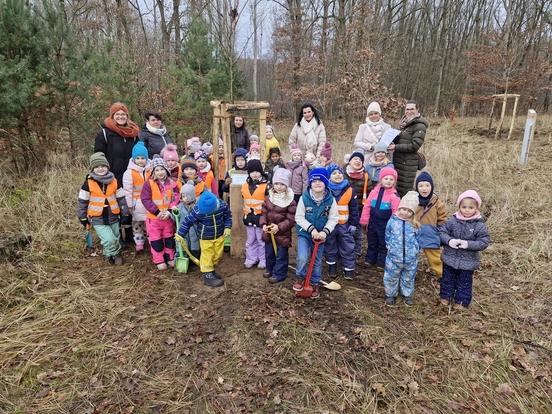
[440,264,474,307]
[353,226,363,256]
[296,236,325,285]
[325,224,356,271]
[366,217,388,266]
[265,243,289,281]
[383,259,417,298]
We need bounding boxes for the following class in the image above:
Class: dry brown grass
[1,117,551,413]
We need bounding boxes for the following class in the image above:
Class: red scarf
[104,116,140,138]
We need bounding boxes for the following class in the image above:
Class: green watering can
[172,209,200,273]
[224,232,231,252]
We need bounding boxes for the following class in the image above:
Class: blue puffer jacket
[385,215,420,263]
[177,199,232,240]
[440,215,490,271]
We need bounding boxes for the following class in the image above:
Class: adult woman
[388,101,428,197]
[353,101,391,159]
[139,110,174,158]
[233,115,250,150]
[288,103,327,157]
[94,102,140,185]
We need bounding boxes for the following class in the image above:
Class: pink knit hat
[290,143,302,157]
[379,166,398,181]
[320,142,332,159]
[160,143,179,162]
[249,141,260,152]
[456,190,481,208]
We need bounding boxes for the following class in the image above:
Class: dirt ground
[1,118,551,413]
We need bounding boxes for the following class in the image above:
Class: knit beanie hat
[109,102,129,118]
[151,154,170,176]
[456,189,481,208]
[247,159,264,175]
[202,142,213,156]
[194,150,208,161]
[233,147,248,161]
[367,101,382,115]
[320,142,332,159]
[131,141,149,160]
[415,171,434,206]
[181,158,198,171]
[272,167,291,187]
[180,180,196,203]
[290,143,302,157]
[308,167,329,187]
[161,143,179,162]
[349,151,365,164]
[398,191,419,213]
[249,141,260,153]
[326,163,343,177]
[89,152,109,171]
[197,190,219,215]
[249,134,260,143]
[374,141,389,153]
[379,166,398,181]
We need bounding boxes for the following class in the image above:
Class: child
[241,160,268,269]
[122,141,151,252]
[249,134,260,145]
[195,150,218,196]
[160,143,180,182]
[383,191,420,306]
[264,125,280,156]
[264,147,285,183]
[414,172,447,278]
[344,151,372,257]
[78,152,130,265]
[325,165,359,280]
[176,190,232,287]
[319,142,333,167]
[140,155,179,270]
[365,141,394,187]
[286,144,308,203]
[439,190,490,309]
[223,148,248,195]
[186,137,202,158]
[175,180,201,268]
[304,151,317,170]
[180,157,207,197]
[247,141,261,161]
[260,168,297,284]
[359,166,400,267]
[294,168,339,299]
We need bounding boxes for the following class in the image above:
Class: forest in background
[1,0,551,171]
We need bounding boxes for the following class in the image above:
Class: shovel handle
[304,240,322,289]
[270,232,277,256]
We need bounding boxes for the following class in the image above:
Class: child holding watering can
[173,181,201,271]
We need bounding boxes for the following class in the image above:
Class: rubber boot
[344,269,354,280]
[328,263,337,280]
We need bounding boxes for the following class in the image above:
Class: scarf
[104,117,140,138]
[345,164,365,180]
[454,211,482,221]
[146,122,167,137]
[399,113,421,130]
[328,179,349,198]
[269,187,294,208]
[89,171,115,185]
[300,118,319,148]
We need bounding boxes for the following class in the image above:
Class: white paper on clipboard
[230,171,248,185]
[379,128,401,147]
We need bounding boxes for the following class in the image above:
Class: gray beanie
[180,180,196,203]
[89,152,109,171]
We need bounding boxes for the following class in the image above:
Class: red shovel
[295,240,323,298]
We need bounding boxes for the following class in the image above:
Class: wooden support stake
[494,96,507,139]
[229,173,247,258]
[259,109,267,162]
[488,98,495,131]
[519,109,537,166]
[212,104,221,181]
[221,104,232,177]
[507,96,519,140]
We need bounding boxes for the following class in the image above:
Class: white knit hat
[398,191,419,213]
[367,101,382,115]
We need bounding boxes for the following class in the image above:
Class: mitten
[224,228,231,238]
[448,239,460,249]
[457,240,468,249]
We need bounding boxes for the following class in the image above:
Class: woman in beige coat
[288,103,327,157]
[353,101,391,160]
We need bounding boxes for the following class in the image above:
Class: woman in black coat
[138,110,174,158]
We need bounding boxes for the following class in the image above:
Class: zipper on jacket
[402,220,406,264]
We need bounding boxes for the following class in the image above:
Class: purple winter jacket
[286,160,308,195]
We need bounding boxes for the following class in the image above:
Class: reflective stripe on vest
[241,182,267,216]
[362,173,369,204]
[87,179,120,217]
[147,179,174,219]
[337,187,353,224]
[131,169,150,200]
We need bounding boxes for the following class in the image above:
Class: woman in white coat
[353,102,391,159]
[288,103,327,157]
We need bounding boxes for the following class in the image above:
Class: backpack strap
[102,128,107,144]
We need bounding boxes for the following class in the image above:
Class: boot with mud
[203,272,224,288]
[344,269,354,280]
[327,263,337,280]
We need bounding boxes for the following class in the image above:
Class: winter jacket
[177,199,232,241]
[259,191,297,248]
[139,126,174,158]
[440,215,490,271]
[288,120,327,157]
[330,184,359,227]
[176,202,200,252]
[393,117,428,196]
[264,159,285,183]
[353,120,391,158]
[344,168,372,209]
[140,178,179,218]
[366,160,394,186]
[122,158,151,221]
[385,215,420,264]
[233,126,250,150]
[265,137,280,156]
[295,189,338,238]
[415,194,447,249]
[286,160,308,195]
[359,185,400,225]
[77,175,129,226]
[94,124,139,185]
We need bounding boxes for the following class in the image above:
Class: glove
[120,215,132,225]
[448,239,460,249]
[457,240,468,249]
[224,228,231,238]
[317,231,327,242]
[348,225,356,234]
[80,218,89,228]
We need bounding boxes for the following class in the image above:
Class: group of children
[78,130,490,309]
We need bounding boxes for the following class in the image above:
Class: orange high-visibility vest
[195,181,206,197]
[146,179,175,219]
[203,170,215,192]
[336,187,353,224]
[87,179,120,217]
[131,169,150,201]
[241,182,267,216]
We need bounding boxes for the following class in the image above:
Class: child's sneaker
[203,272,224,287]
[404,296,413,306]
[157,263,168,271]
[310,285,320,299]
[385,296,396,306]
[453,303,467,311]
[268,276,285,284]
[244,261,255,269]
[167,260,175,268]
[344,270,354,280]
[257,262,266,269]
[292,278,304,291]
[440,298,450,306]
[113,255,123,266]
[263,271,271,278]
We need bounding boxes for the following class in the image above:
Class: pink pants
[146,218,176,265]
[245,226,265,267]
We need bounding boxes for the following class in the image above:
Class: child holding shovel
[260,167,297,284]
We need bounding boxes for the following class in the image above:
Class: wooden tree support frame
[488,94,520,139]
[209,100,270,258]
